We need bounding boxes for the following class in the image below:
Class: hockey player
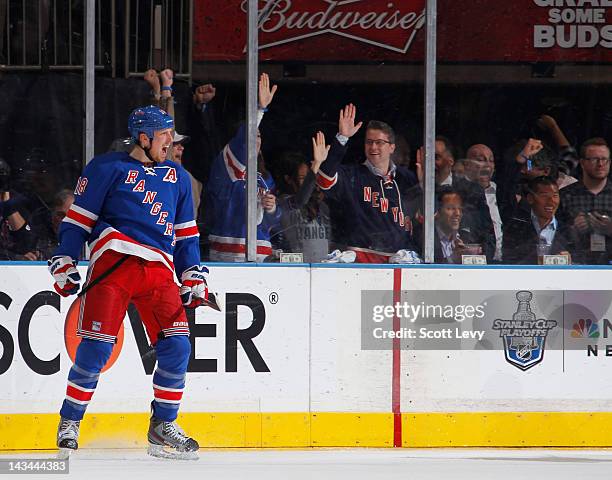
[48,105,209,459]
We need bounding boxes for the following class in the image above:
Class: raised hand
[258,73,278,109]
[193,83,216,105]
[311,131,330,173]
[144,69,160,95]
[537,114,558,131]
[338,104,363,138]
[517,138,543,164]
[416,146,425,185]
[160,68,174,88]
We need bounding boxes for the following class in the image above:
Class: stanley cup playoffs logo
[492,291,557,371]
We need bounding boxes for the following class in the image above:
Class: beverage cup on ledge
[536,243,552,265]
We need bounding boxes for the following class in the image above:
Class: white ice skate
[56,417,80,459]
[147,415,199,460]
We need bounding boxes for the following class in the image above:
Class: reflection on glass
[5,1,608,267]
[433,0,610,266]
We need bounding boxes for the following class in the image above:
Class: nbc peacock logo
[571,319,600,339]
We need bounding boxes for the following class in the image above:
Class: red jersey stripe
[66,209,97,228]
[224,147,246,181]
[316,172,337,190]
[91,230,173,267]
[175,226,199,237]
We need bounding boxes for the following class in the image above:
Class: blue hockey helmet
[127,105,174,142]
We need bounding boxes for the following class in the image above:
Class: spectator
[432,187,478,264]
[465,144,503,262]
[503,176,571,264]
[108,69,179,156]
[316,104,421,263]
[390,134,411,168]
[36,189,75,259]
[15,148,57,223]
[171,132,202,217]
[497,138,549,223]
[417,136,495,259]
[558,137,612,264]
[50,189,74,234]
[143,68,179,165]
[536,114,579,185]
[143,69,203,217]
[143,68,174,117]
[0,158,37,260]
[206,73,280,262]
[107,137,134,153]
[183,83,221,260]
[185,83,222,188]
[452,158,466,179]
[275,132,332,262]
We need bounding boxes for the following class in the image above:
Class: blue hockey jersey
[54,152,200,280]
[316,137,421,259]
[207,124,281,262]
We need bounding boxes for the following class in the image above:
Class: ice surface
[3,448,612,480]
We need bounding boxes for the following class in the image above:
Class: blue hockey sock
[152,336,190,422]
[59,339,113,421]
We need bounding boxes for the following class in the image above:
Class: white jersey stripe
[71,204,99,221]
[67,381,96,393]
[63,216,93,233]
[153,397,181,405]
[174,221,197,230]
[318,169,337,183]
[153,384,184,393]
[223,145,246,182]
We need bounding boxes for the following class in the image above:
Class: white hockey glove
[180,265,210,308]
[48,255,81,297]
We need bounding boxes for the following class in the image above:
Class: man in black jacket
[464,143,503,262]
[433,187,480,264]
[503,176,571,264]
[0,158,38,260]
[433,136,495,260]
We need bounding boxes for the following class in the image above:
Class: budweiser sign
[195,0,612,63]
[240,0,426,53]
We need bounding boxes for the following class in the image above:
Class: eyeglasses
[365,139,392,147]
[584,157,611,164]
